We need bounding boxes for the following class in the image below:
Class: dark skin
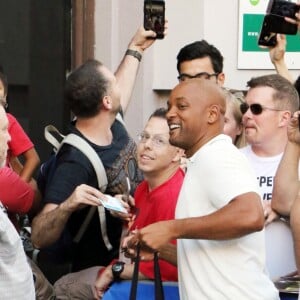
[125,80,264,253]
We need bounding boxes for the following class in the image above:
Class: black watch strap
[112,261,125,281]
[125,49,142,62]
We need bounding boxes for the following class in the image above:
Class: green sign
[249,0,260,6]
[242,14,300,52]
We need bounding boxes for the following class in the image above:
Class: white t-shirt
[176,135,279,300]
[0,203,35,300]
[240,145,297,279]
[239,145,282,201]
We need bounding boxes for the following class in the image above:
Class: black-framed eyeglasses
[240,102,283,115]
[177,72,219,82]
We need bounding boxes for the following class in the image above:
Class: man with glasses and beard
[239,74,299,279]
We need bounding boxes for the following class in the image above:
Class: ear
[217,72,225,86]
[171,148,185,163]
[102,95,113,110]
[207,105,220,124]
[236,122,243,136]
[278,110,291,128]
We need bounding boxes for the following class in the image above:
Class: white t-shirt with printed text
[240,145,297,279]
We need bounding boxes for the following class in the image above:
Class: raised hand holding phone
[258,0,300,47]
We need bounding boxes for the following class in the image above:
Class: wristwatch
[111,261,125,281]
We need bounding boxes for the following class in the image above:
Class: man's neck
[251,136,287,157]
[145,164,180,192]
[75,114,113,146]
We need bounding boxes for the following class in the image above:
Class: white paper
[100,195,127,213]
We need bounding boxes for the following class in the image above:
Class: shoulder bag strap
[154,251,164,300]
[129,245,165,300]
[129,244,141,300]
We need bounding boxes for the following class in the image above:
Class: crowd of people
[1,4,300,300]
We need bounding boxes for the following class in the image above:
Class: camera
[144,0,165,39]
[268,0,299,19]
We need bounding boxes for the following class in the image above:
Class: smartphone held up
[143,0,165,39]
[258,0,299,47]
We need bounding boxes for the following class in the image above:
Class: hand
[93,266,113,299]
[128,21,169,52]
[269,34,286,65]
[263,200,279,226]
[61,184,104,213]
[109,194,136,223]
[287,111,300,145]
[124,221,174,253]
[284,2,300,31]
[121,233,155,261]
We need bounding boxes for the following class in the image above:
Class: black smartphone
[143,0,165,39]
[258,30,277,47]
[258,13,298,47]
[267,0,299,19]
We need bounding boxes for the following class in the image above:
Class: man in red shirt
[92,108,184,299]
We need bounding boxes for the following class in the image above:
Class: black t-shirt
[43,118,143,271]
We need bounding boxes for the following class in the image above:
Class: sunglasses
[240,102,283,115]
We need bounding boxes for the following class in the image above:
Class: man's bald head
[167,79,226,157]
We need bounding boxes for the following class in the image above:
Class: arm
[269,34,294,83]
[31,184,104,248]
[272,141,300,215]
[115,26,161,112]
[94,263,147,299]
[122,235,177,266]
[8,155,23,175]
[290,190,300,273]
[18,148,40,182]
[272,111,300,216]
[129,192,264,252]
[9,148,40,182]
[7,113,40,181]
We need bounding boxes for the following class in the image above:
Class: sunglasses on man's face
[240,102,283,115]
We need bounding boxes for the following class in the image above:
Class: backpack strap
[44,125,113,250]
[61,134,112,250]
[61,134,108,191]
[44,125,65,151]
[116,112,125,126]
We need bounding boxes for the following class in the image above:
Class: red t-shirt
[7,113,34,156]
[131,168,184,281]
[0,166,34,214]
